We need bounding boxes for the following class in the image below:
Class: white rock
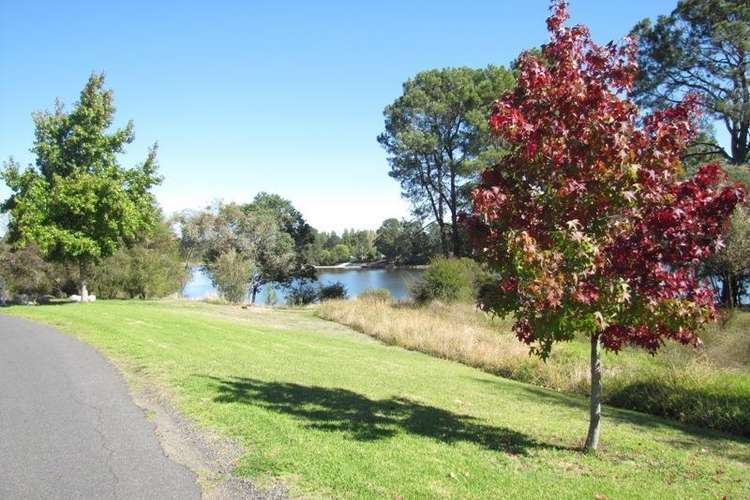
[69,295,82,302]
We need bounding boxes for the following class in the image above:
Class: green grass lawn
[3,300,749,499]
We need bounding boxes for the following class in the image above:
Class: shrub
[357,288,392,303]
[0,243,60,299]
[93,221,187,300]
[608,369,750,437]
[319,281,348,301]
[286,281,319,306]
[207,249,253,304]
[411,257,483,304]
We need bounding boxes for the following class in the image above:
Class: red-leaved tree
[468,0,745,452]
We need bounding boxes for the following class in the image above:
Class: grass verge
[3,300,750,499]
[316,299,750,437]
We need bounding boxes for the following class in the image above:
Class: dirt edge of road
[127,381,288,500]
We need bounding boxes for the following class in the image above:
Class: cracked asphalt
[0,314,201,500]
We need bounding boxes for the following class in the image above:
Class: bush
[411,257,483,304]
[286,281,319,306]
[319,281,348,301]
[93,222,187,300]
[0,243,60,299]
[207,249,254,304]
[608,369,750,437]
[357,288,392,303]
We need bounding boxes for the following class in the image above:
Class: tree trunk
[78,261,90,303]
[727,273,735,309]
[584,333,602,453]
[449,163,460,258]
[251,286,258,305]
[439,223,450,258]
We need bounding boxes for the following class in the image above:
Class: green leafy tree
[703,206,750,307]
[375,218,436,265]
[208,249,255,303]
[632,0,750,165]
[173,207,216,278]
[378,66,515,256]
[341,229,377,262]
[93,219,186,299]
[1,73,161,299]
[374,218,402,261]
[244,192,313,249]
[203,203,298,303]
[243,193,315,281]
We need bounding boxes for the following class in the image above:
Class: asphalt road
[0,314,201,500]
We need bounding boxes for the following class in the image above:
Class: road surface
[0,314,201,500]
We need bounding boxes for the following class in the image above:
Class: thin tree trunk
[584,333,602,452]
[727,273,735,309]
[251,286,258,304]
[439,224,450,257]
[449,162,460,257]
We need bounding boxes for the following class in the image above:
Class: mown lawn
[317,300,750,437]
[3,300,749,499]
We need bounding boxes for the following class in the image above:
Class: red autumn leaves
[469,0,745,357]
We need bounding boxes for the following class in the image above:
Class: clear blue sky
[1,0,672,232]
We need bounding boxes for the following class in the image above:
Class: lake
[182,267,424,303]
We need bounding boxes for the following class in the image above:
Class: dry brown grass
[315,298,610,393]
[318,300,521,369]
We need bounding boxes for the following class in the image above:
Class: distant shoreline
[314,262,427,271]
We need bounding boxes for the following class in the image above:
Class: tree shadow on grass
[471,378,750,463]
[201,376,570,456]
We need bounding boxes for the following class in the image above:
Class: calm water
[182,267,423,303]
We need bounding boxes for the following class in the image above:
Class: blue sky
[1,1,673,232]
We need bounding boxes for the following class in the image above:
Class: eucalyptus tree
[203,203,298,304]
[632,0,750,165]
[378,66,515,256]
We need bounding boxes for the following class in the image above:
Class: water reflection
[182,267,423,303]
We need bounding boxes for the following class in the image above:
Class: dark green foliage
[1,73,161,296]
[374,218,440,265]
[378,66,516,256]
[92,220,186,299]
[305,228,378,265]
[286,281,319,306]
[412,257,483,304]
[244,192,314,250]
[632,0,750,165]
[0,242,59,299]
[608,373,750,437]
[319,281,348,301]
